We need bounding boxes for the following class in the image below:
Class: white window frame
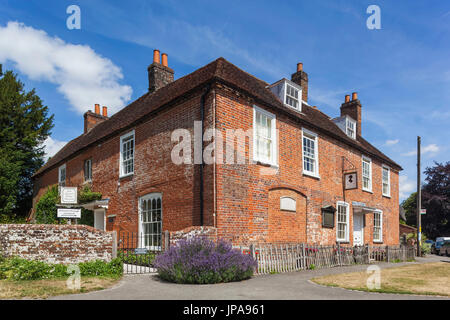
[345,116,356,139]
[284,82,301,111]
[382,165,390,197]
[84,159,92,182]
[119,130,135,178]
[373,210,383,243]
[58,164,66,187]
[253,105,277,166]
[362,156,372,192]
[336,201,350,242]
[302,128,319,178]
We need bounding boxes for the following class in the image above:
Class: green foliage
[401,162,450,239]
[0,257,123,281]
[78,185,102,204]
[118,250,156,267]
[78,258,123,277]
[0,257,53,280]
[309,264,316,270]
[0,69,54,218]
[0,214,27,224]
[34,185,61,224]
[77,185,102,227]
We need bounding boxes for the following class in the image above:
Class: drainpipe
[199,84,212,226]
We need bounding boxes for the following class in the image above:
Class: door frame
[138,193,162,251]
[353,212,364,246]
[94,208,106,231]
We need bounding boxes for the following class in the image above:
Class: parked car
[434,237,450,255]
[438,240,450,256]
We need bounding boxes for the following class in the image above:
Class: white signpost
[59,187,79,224]
[57,208,81,219]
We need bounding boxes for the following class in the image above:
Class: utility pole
[416,136,421,256]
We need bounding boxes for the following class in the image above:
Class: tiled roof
[34,57,401,177]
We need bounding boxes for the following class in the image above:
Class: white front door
[353,213,364,246]
[94,209,105,231]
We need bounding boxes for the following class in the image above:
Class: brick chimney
[148,49,174,94]
[291,62,308,102]
[340,92,362,137]
[83,104,108,133]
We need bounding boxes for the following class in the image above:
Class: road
[51,254,450,300]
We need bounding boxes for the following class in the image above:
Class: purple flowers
[154,237,257,284]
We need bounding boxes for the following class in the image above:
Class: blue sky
[0,0,449,201]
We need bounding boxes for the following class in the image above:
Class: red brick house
[32,50,402,248]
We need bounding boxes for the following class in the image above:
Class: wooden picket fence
[236,244,415,275]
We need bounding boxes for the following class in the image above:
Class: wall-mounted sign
[420,209,426,215]
[280,197,296,212]
[344,172,357,190]
[61,187,78,204]
[321,205,336,228]
[57,208,81,219]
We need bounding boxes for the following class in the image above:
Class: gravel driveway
[51,255,450,300]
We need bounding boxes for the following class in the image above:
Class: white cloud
[402,143,440,157]
[0,21,132,114]
[42,137,67,162]
[399,175,416,200]
[385,139,399,146]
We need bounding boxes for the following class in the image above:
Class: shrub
[0,257,123,281]
[153,237,257,284]
[77,258,123,277]
[0,257,53,280]
[34,185,60,224]
[118,250,156,267]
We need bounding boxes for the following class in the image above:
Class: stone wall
[0,224,116,264]
[169,226,217,247]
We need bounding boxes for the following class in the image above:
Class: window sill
[373,241,383,244]
[362,188,373,194]
[119,173,134,179]
[382,194,391,198]
[254,159,278,168]
[336,241,350,244]
[303,171,320,180]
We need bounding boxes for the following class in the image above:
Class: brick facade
[0,224,115,264]
[32,57,401,248]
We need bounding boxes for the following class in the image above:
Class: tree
[422,162,450,239]
[0,67,54,218]
[401,192,417,227]
[401,162,450,239]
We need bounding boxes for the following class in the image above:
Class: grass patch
[311,262,450,297]
[0,276,120,299]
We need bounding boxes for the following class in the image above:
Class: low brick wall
[169,226,217,246]
[0,224,116,264]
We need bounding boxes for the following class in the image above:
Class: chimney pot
[95,104,100,114]
[297,62,303,72]
[102,106,107,117]
[161,53,168,67]
[153,49,161,64]
[345,95,350,103]
[352,92,358,101]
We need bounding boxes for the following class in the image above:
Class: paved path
[52,255,450,300]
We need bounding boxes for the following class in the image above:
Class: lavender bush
[153,237,257,284]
